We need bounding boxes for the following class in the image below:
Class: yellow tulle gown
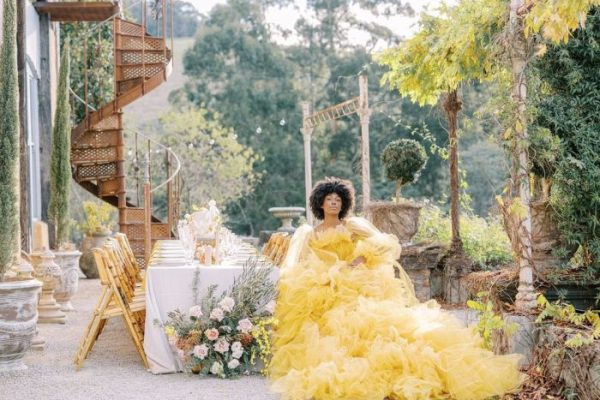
[269,217,524,400]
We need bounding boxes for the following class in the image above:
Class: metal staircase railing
[68,0,181,266]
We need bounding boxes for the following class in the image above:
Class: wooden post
[301,102,313,225]
[358,75,371,213]
[166,149,173,236]
[143,153,152,266]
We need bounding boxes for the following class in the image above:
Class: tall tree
[0,0,20,277]
[378,0,506,253]
[48,44,72,248]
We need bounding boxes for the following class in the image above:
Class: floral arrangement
[160,260,277,378]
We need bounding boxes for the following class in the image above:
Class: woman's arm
[345,217,402,267]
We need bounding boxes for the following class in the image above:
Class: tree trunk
[443,90,463,253]
[509,0,536,312]
[395,179,402,203]
[17,0,30,253]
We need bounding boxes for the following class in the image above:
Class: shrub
[381,138,427,201]
[414,204,513,269]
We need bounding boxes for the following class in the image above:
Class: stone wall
[399,243,446,302]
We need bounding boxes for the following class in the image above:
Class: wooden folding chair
[104,240,146,331]
[74,247,148,370]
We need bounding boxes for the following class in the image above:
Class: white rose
[232,349,243,359]
[189,305,203,319]
[237,318,253,333]
[214,339,230,354]
[265,300,276,314]
[219,297,235,313]
[227,359,240,370]
[210,361,223,376]
[210,308,225,322]
[193,344,209,360]
[231,341,243,352]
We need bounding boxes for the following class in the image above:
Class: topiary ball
[381,138,428,185]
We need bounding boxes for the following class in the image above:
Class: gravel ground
[1,278,478,400]
[0,278,279,400]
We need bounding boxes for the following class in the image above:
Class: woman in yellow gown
[269,178,524,400]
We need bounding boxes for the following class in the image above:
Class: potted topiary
[0,0,42,371]
[366,138,428,243]
[79,200,116,279]
[48,42,81,311]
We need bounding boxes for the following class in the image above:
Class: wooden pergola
[301,75,371,225]
[34,1,120,22]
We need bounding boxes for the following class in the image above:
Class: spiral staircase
[55,3,181,268]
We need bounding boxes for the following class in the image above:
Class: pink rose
[176,348,185,361]
[189,305,203,319]
[218,297,235,313]
[265,300,276,314]
[227,359,240,369]
[205,328,219,341]
[232,349,243,359]
[237,318,253,333]
[168,334,178,347]
[193,344,209,360]
[210,308,225,322]
[214,339,230,354]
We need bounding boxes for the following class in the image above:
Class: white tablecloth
[143,241,279,374]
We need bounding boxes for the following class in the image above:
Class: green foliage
[0,0,19,278]
[414,204,512,268]
[529,127,561,179]
[380,138,427,187]
[49,43,72,247]
[126,0,201,38]
[536,294,600,348]
[81,201,116,235]
[61,22,113,122]
[377,0,506,106]
[536,7,600,268]
[467,291,519,350]
[159,107,261,211]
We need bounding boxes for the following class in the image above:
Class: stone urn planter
[530,200,577,273]
[365,201,423,244]
[53,249,82,311]
[503,200,576,276]
[0,279,42,371]
[268,207,305,233]
[79,229,111,279]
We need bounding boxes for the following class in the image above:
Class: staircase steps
[71,17,175,266]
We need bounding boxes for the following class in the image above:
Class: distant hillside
[123,37,194,133]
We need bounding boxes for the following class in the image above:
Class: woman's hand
[350,256,366,267]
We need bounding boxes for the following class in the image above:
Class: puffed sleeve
[280,224,313,270]
[345,217,401,268]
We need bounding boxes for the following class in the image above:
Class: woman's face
[321,193,342,218]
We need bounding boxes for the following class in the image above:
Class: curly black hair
[309,177,355,220]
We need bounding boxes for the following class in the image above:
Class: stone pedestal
[399,243,446,302]
[30,327,46,351]
[499,314,537,368]
[31,249,66,324]
[53,249,82,312]
[441,251,474,304]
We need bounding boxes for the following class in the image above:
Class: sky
[186,0,448,46]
